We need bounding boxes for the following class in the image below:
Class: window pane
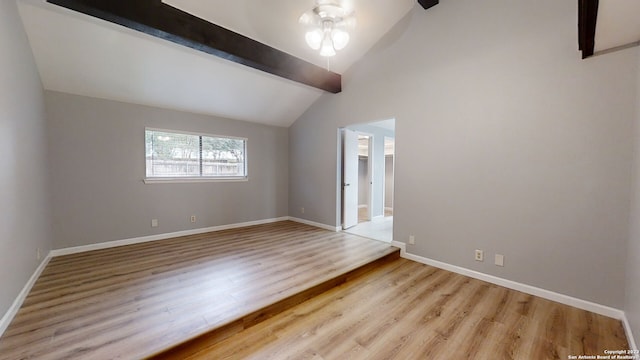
[145,129,247,179]
[201,136,246,177]
[146,130,200,177]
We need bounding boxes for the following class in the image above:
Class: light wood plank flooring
[182,258,630,360]
[0,221,398,360]
[358,206,392,223]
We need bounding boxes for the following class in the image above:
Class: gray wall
[46,91,288,249]
[626,48,640,347]
[0,1,52,318]
[358,157,368,206]
[288,0,637,308]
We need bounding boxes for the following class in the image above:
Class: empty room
[1,0,639,359]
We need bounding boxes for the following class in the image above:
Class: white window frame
[144,127,248,184]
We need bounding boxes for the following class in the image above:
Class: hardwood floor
[357,207,393,223]
[0,221,398,360]
[0,220,629,359]
[182,258,629,360]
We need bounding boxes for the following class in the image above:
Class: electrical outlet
[301,207,305,214]
[495,254,504,267]
[151,219,159,228]
[409,235,415,245]
[190,215,197,223]
[36,248,42,261]
[475,249,484,262]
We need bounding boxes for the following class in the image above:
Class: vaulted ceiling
[17,0,638,127]
[17,0,416,127]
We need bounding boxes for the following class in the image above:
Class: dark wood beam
[46,0,342,93]
[578,0,599,59]
[418,0,439,10]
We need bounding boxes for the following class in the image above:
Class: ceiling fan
[298,0,438,57]
[298,1,357,57]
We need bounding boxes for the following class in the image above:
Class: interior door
[343,129,359,229]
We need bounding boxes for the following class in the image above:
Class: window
[145,129,247,181]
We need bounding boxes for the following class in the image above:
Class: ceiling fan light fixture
[331,28,349,50]
[319,35,337,57]
[305,29,323,50]
[299,1,355,57]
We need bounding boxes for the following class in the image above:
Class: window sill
[143,177,248,184]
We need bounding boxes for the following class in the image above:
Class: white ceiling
[368,119,395,132]
[594,0,640,52]
[17,0,415,127]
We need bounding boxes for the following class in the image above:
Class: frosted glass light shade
[319,37,336,57]
[331,28,350,50]
[305,29,323,50]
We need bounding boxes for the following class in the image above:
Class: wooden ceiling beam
[417,0,439,11]
[578,0,599,59]
[46,0,342,93]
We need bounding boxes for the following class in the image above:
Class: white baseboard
[51,217,341,258]
[391,241,625,321]
[288,217,340,232]
[622,315,638,351]
[391,241,407,256]
[51,217,290,257]
[0,254,52,338]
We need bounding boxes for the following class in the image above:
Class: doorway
[340,119,395,243]
[358,134,373,223]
